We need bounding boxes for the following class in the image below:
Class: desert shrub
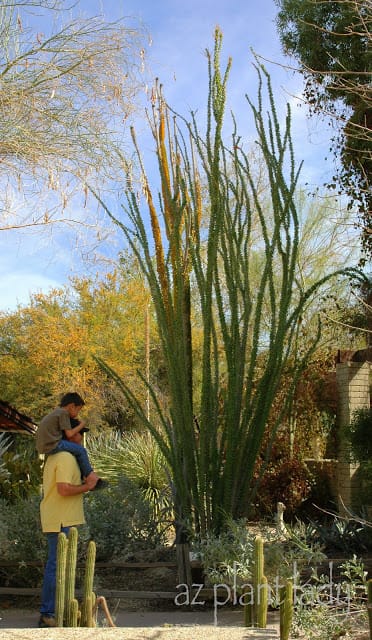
[304,514,372,554]
[357,461,372,505]
[252,438,315,518]
[343,407,372,510]
[0,433,11,483]
[344,407,372,463]
[193,517,325,589]
[0,434,42,503]
[0,473,170,587]
[84,475,169,561]
[293,556,368,640]
[0,495,46,587]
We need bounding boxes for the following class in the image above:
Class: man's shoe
[92,478,109,491]
[38,614,56,628]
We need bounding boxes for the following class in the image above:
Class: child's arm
[64,420,86,439]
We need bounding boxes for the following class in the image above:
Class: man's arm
[57,482,91,496]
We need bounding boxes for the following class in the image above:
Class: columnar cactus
[257,575,268,628]
[81,540,97,627]
[68,598,79,627]
[253,536,268,628]
[55,532,68,627]
[280,580,293,640]
[367,578,372,640]
[244,535,268,628]
[54,528,97,627]
[65,527,78,626]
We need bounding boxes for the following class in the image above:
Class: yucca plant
[88,431,171,521]
[93,28,360,536]
[0,433,11,483]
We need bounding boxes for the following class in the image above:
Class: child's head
[60,392,85,418]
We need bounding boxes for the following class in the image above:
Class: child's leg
[52,440,93,478]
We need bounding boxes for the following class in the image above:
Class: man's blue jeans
[49,440,93,478]
[40,527,70,617]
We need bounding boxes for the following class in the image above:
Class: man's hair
[60,392,85,407]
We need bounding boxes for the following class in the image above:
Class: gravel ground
[0,607,281,639]
[0,630,279,640]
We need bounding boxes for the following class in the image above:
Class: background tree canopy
[0,0,148,263]
[275,0,371,261]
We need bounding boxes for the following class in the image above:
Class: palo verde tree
[0,266,153,424]
[275,0,371,261]
[95,29,361,536]
[0,0,147,234]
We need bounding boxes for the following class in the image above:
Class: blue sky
[0,0,338,311]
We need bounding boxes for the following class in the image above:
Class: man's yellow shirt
[40,451,86,533]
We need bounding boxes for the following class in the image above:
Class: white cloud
[0,271,62,311]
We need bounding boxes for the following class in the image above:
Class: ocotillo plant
[54,528,97,627]
[93,27,361,536]
[280,580,293,640]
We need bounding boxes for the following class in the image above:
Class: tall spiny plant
[94,28,360,536]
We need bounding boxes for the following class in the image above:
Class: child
[36,392,108,490]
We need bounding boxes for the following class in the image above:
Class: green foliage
[194,518,256,587]
[345,407,372,463]
[0,433,11,483]
[275,0,371,257]
[0,496,46,587]
[193,517,325,589]
[0,479,169,587]
[343,407,372,508]
[0,435,42,503]
[357,462,372,506]
[84,475,168,562]
[293,556,368,639]
[275,0,369,98]
[305,515,372,554]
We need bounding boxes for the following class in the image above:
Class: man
[39,430,96,628]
